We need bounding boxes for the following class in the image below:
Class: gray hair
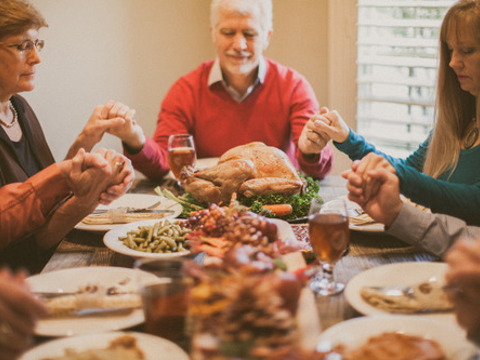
[210,0,273,34]
[0,0,47,40]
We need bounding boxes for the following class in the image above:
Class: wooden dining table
[39,174,440,336]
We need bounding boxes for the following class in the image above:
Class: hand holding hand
[63,148,113,201]
[60,148,135,207]
[94,149,135,205]
[343,160,402,227]
[102,101,146,152]
[306,107,350,144]
[74,100,129,151]
[352,153,396,202]
[0,268,46,360]
[298,107,330,155]
[444,238,480,343]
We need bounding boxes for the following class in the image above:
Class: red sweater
[127,58,333,180]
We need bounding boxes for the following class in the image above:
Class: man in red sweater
[107,0,334,180]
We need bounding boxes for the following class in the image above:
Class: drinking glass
[167,134,197,183]
[308,197,350,296]
[134,258,192,349]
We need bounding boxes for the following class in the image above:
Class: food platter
[344,261,456,323]
[20,331,189,360]
[316,315,477,359]
[75,194,182,232]
[26,267,157,337]
[103,219,192,258]
[104,218,295,259]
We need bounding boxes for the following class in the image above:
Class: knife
[43,307,138,318]
[33,291,78,299]
[92,208,174,215]
[70,307,137,317]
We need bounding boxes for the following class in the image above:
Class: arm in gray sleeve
[386,202,480,257]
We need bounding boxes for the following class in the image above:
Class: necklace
[465,118,479,149]
[0,101,18,128]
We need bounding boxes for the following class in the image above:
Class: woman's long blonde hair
[423,0,479,178]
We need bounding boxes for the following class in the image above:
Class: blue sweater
[335,129,480,225]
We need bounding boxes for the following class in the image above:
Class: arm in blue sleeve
[333,128,431,172]
[396,164,480,225]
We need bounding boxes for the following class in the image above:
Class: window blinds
[356,0,455,156]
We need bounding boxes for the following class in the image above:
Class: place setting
[75,193,183,233]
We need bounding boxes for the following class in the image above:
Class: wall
[327,0,358,174]
[25,0,354,174]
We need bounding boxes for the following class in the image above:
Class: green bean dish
[119,219,191,254]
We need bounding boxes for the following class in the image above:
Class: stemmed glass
[167,134,197,185]
[308,197,350,296]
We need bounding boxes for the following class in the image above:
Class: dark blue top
[335,128,480,225]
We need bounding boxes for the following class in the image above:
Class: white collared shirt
[207,57,267,103]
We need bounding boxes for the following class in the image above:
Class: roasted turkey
[180,142,304,204]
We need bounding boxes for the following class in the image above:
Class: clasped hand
[342,153,400,227]
[299,107,350,156]
[61,148,134,206]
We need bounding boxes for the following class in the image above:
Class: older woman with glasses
[0,0,135,273]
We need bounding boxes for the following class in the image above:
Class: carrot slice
[262,204,293,216]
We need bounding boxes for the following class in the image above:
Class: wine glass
[167,134,197,184]
[308,197,350,296]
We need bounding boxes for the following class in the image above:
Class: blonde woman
[307,0,480,225]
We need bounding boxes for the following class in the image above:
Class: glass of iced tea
[167,134,197,183]
[135,258,192,349]
[308,197,349,296]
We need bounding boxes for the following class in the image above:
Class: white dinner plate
[103,219,191,259]
[20,331,189,360]
[322,195,385,232]
[317,315,478,360]
[75,193,182,232]
[344,261,456,323]
[104,218,295,259]
[27,267,157,337]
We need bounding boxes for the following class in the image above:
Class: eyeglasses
[0,39,45,53]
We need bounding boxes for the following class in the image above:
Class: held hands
[352,153,396,202]
[299,106,350,156]
[95,148,135,205]
[73,100,129,152]
[0,268,46,360]
[343,153,401,227]
[299,107,330,155]
[444,238,480,344]
[68,100,145,159]
[102,100,146,152]
[60,148,134,207]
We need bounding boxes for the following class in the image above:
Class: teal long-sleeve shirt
[335,128,480,225]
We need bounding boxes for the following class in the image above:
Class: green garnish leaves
[239,175,321,220]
